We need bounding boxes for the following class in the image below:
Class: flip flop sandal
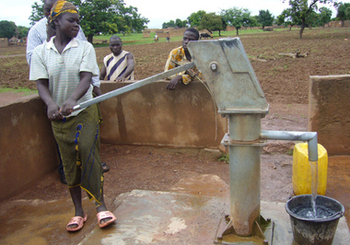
[101,162,109,172]
[66,214,87,232]
[97,211,117,228]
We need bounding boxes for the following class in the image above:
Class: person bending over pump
[164,28,202,90]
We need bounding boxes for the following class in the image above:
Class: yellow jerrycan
[292,143,328,195]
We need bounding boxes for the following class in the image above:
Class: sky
[0,0,348,28]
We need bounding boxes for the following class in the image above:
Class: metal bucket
[286,194,344,245]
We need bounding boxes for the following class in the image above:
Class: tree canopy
[162,19,187,28]
[198,13,224,35]
[258,10,275,28]
[281,0,338,38]
[318,7,333,26]
[336,2,350,21]
[0,21,17,39]
[277,9,300,28]
[220,7,256,35]
[29,0,44,26]
[187,10,207,27]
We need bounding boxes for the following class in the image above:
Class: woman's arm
[99,65,107,80]
[37,79,61,120]
[60,71,92,116]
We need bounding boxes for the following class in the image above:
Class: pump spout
[260,130,318,161]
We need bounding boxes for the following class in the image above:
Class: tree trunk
[299,18,306,39]
[236,28,239,36]
[87,34,94,44]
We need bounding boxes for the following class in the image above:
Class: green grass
[92,32,183,47]
[91,28,277,47]
[0,87,37,95]
[218,154,229,163]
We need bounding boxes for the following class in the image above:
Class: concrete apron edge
[79,189,350,245]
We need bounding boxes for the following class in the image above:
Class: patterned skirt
[51,104,103,205]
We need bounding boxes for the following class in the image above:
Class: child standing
[29,0,116,232]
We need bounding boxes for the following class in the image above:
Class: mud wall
[308,75,350,155]
[0,95,59,201]
[325,20,350,28]
[143,29,151,38]
[0,81,227,201]
[168,28,186,38]
[99,81,227,148]
[0,38,8,47]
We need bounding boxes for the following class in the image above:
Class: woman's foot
[66,214,87,232]
[96,211,116,228]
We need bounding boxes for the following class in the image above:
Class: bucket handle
[318,211,344,221]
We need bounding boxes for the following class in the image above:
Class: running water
[308,161,318,218]
[292,160,338,220]
[293,204,336,219]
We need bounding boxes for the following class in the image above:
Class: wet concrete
[1,157,349,244]
[77,189,349,245]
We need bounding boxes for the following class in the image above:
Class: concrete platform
[79,189,350,245]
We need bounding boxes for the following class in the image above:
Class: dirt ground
[0,28,349,243]
[1,28,350,105]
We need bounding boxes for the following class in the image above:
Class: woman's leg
[52,118,86,230]
[96,189,114,225]
[70,186,84,216]
[77,105,116,227]
[66,186,85,229]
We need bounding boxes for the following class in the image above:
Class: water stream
[309,160,318,218]
[292,160,319,219]
[292,160,339,220]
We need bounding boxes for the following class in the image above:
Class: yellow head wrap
[49,0,78,23]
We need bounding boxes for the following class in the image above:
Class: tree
[277,8,302,29]
[252,15,261,27]
[198,13,224,35]
[336,2,350,25]
[258,10,274,28]
[162,19,187,28]
[175,19,188,28]
[187,10,206,27]
[162,20,175,28]
[30,0,149,43]
[29,0,44,26]
[116,5,149,33]
[0,21,17,38]
[307,9,319,27]
[220,7,255,35]
[282,0,338,39]
[17,26,30,38]
[318,7,332,26]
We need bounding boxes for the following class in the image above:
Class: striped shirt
[103,50,134,81]
[29,37,99,117]
[164,46,201,85]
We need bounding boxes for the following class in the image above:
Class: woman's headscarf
[49,0,78,23]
